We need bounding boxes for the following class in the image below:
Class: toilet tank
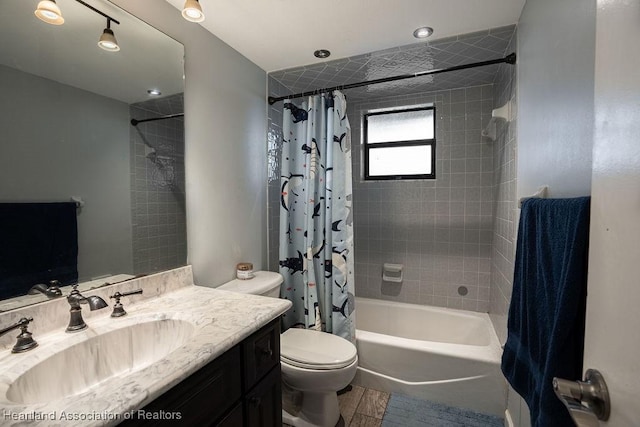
[217,271,283,298]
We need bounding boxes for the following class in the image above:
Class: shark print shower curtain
[279,90,355,342]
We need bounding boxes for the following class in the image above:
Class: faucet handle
[118,289,144,298]
[109,289,143,318]
[0,317,38,353]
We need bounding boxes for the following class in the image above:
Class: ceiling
[166,0,525,72]
[269,25,516,102]
[0,0,183,104]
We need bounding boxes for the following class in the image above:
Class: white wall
[517,0,596,199]
[507,0,597,425]
[0,65,133,281]
[110,0,268,287]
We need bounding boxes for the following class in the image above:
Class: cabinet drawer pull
[261,346,273,357]
[250,396,262,407]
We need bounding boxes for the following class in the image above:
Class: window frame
[363,106,436,181]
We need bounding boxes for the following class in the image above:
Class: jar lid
[236,262,253,271]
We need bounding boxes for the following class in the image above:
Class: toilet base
[282,390,341,427]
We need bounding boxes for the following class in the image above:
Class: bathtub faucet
[66,285,108,332]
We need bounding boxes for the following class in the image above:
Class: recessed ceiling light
[413,26,434,39]
[314,49,331,59]
[147,89,162,96]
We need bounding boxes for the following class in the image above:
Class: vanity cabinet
[121,319,282,426]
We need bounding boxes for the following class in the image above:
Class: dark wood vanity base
[121,318,282,426]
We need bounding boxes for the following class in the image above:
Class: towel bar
[518,186,548,208]
[70,196,84,208]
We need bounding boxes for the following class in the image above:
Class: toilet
[219,271,358,427]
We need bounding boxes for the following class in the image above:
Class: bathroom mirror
[0,0,186,311]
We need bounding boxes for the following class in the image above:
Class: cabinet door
[216,403,243,427]
[244,365,282,427]
[122,346,242,426]
[243,319,280,390]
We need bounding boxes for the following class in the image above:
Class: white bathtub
[353,297,506,416]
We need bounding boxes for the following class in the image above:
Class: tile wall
[129,94,187,275]
[267,26,518,314]
[269,26,515,102]
[489,31,518,341]
[348,86,494,312]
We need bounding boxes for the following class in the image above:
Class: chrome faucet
[28,280,63,298]
[66,285,108,332]
[0,317,38,353]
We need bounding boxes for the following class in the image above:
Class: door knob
[553,369,610,427]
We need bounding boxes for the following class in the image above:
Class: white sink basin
[6,318,195,404]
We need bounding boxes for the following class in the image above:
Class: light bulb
[35,0,64,25]
[98,28,120,52]
[182,0,205,23]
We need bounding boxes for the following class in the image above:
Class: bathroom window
[363,106,436,180]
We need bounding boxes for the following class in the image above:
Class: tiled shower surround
[129,94,187,275]
[348,86,495,312]
[489,31,518,339]
[268,27,517,314]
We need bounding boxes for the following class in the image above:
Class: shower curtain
[279,90,355,342]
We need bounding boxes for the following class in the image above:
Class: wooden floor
[283,385,390,427]
[337,385,390,427]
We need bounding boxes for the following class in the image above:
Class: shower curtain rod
[268,53,516,105]
[130,113,184,127]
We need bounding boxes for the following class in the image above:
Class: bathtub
[353,297,506,416]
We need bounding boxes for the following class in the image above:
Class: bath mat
[382,393,503,427]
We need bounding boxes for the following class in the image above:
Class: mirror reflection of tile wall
[130,94,187,274]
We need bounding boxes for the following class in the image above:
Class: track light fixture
[34,0,121,52]
[182,0,205,23]
[34,0,64,25]
[98,19,120,52]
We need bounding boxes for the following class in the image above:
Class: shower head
[144,145,157,161]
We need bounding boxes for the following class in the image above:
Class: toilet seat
[280,328,357,370]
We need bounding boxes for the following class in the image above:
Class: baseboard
[504,408,515,427]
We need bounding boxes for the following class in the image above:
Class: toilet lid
[280,328,357,370]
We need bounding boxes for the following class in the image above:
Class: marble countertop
[0,284,291,426]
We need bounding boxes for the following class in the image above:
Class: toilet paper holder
[382,263,403,283]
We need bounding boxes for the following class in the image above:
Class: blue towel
[0,202,78,299]
[501,197,590,427]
